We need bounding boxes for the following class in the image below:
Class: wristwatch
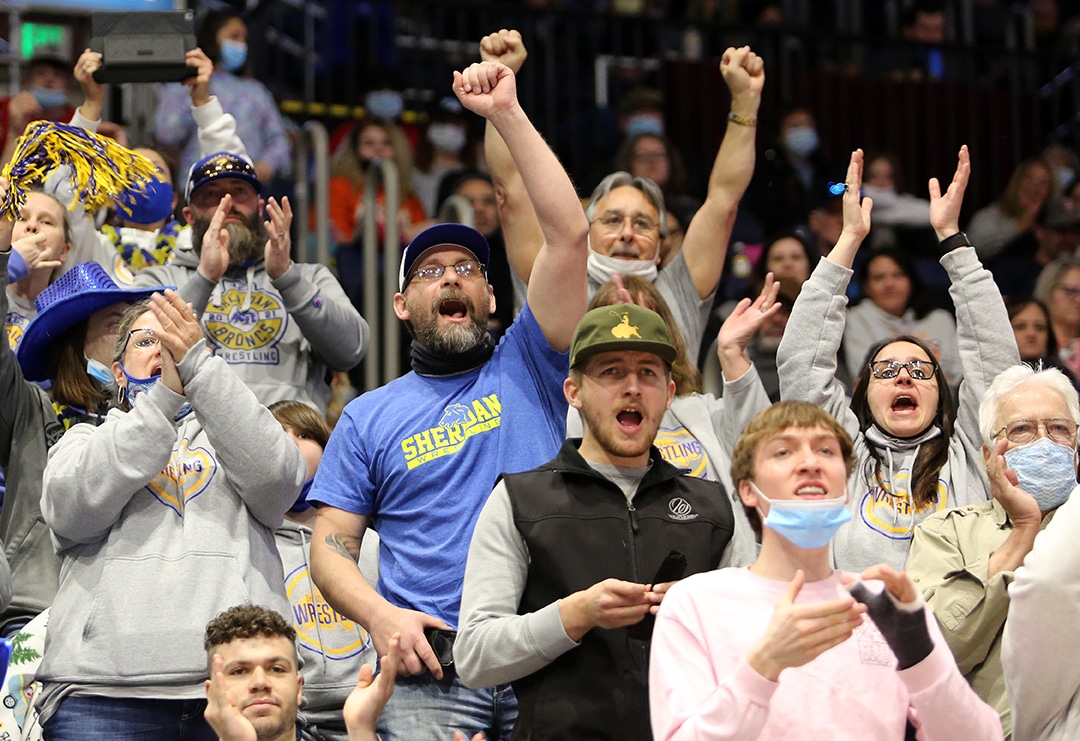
[939,231,972,251]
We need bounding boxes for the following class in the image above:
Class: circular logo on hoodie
[202,282,287,364]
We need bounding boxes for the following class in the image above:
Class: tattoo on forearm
[326,532,362,562]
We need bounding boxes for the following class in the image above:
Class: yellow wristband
[728,111,757,127]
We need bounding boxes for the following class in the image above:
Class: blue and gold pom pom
[0,120,161,219]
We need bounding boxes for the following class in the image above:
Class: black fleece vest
[503,441,735,741]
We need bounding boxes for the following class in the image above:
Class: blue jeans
[375,669,517,741]
[42,696,218,741]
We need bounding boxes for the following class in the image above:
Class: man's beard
[408,287,489,354]
[192,208,265,267]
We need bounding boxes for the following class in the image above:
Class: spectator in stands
[413,96,476,217]
[443,171,521,339]
[753,230,817,302]
[649,400,1004,740]
[777,147,1019,572]
[35,287,305,740]
[4,230,168,640]
[908,364,1080,736]
[67,47,242,282]
[991,196,1080,298]
[1005,295,1079,388]
[862,151,932,229]
[269,401,378,741]
[844,247,962,390]
[613,132,701,231]
[486,29,763,356]
[967,156,1056,262]
[4,192,73,350]
[0,55,75,168]
[569,273,777,561]
[1033,256,1080,379]
[328,118,430,312]
[133,151,367,413]
[455,302,738,740]
[1001,379,1080,739]
[747,104,837,236]
[1042,142,1079,193]
[155,9,291,191]
[308,58,590,741]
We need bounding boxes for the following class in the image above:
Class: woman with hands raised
[34,286,306,739]
[777,147,1019,572]
[649,401,1003,740]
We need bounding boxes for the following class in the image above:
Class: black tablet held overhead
[89,10,198,84]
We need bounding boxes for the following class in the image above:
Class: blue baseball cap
[398,223,490,291]
[185,151,263,203]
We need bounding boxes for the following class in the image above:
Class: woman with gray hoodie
[777,146,1020,572]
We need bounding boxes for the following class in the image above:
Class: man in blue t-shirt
[307,60,589,741]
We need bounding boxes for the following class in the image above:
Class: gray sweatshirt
[778,248,1020,571]
[134,252,368,414]
[37,340,305,710]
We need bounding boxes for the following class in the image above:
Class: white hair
[585,171,668,237]
[979,364,1080,446]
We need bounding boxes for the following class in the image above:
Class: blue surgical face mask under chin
[1004,437,1078,512]
[30,86,67,109]
[751,481,851,549]
[219,40,248,73]
[85,357,115,386]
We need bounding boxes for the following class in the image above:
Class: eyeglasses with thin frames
[994,418,1079,446]
[407,259,485,286]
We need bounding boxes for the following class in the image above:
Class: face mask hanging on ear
[751,482,851,549]
[85,357,115,386]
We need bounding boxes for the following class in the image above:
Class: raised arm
[777,150,871,432]
[455,61,589,351]
[679,46,763,300]
[933,147,1020,445]
[478,30,543,286]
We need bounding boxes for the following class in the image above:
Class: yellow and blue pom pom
[0,120,161,219]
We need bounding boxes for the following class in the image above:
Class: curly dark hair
[203,604,296,654]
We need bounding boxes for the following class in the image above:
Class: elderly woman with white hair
[907,364,1080,738]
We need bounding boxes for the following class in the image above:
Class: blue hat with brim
[398,223,490,291]
[17,262,171,382]
[185,151,263,203]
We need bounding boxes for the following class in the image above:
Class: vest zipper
[627,500,640,582]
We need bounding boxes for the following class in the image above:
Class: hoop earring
[116,384,126,407]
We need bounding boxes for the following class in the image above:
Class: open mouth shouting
[437,295,469,323]
[891,394,918,414]
[616,406,644,434]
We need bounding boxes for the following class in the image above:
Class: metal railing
[291,120,330,266]
[359,157,401,391]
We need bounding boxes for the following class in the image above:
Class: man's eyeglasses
[994,418,1079,446]
[121,328,159,354]
[868,359,937,381]
[408,259,485,285]
[594,211,659,235]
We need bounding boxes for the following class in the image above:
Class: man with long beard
[134,152,368,412]
[453,303,735,740]
[307,59,590,741]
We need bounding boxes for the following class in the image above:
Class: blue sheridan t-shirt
[308,304,568,627]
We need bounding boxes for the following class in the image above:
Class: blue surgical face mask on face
[783,125,819,158]
[31,86,67,109]
[1004,437,1078,512]
[624,114,664,137]
[86,357,115,386]
[751,482,851,549]
[219,40,248,73]
[365,90,404,120]
[119,363,192,419]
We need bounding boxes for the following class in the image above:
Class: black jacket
[504,439,735,740]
